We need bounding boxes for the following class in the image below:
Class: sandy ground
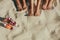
[0,0,60,40]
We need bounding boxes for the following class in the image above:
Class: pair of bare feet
[42,0,53,10]
[28,0,41,16]
[16,0,27,11]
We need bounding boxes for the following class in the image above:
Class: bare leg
[34,0,37,13]
[22,0,27,10]
[28,0,34,16]
[16,0,22,11]
[35,0,37,6]
[34,0,41,16]
[42,0,49,10]
[47,0,53,9]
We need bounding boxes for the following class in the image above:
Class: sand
[0,0,60,40]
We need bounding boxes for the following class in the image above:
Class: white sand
[0,0,60,40]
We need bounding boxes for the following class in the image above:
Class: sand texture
[0,0,60,40]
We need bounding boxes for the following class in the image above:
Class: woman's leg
[22,0,27,10]
[28,0,34,16]
[42,0,49,10]
[34,0,41,16]
[16,0,22,11]
[34,0,37,6]
[47,0,53,9]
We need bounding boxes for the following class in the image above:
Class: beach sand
[0,0,60,40]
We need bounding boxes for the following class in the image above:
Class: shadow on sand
[0,17,5,27]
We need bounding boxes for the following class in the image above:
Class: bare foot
[23,5,28,12]
[42,4,47,10]
[28,0,34,16]
[16,0,23,11]
[17,5,23,11]
[42,0,49,10]
[34,7,41,16]
[34,11,40,16]
[47,0,53,9]
[34,0,41,16]
[34,8,40,16]
[28,9,34,16]
[22,0,28,11]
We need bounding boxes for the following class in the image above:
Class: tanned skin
[47,0,53,9]
[28,0,41,16]
[34,0,41,16]
[42,0,53,10]
[28,0,34,16]
[16,0,53,16]
[22,0,27,10]
[16,0,27,11]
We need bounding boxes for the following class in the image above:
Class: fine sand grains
[0,0,60,40]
